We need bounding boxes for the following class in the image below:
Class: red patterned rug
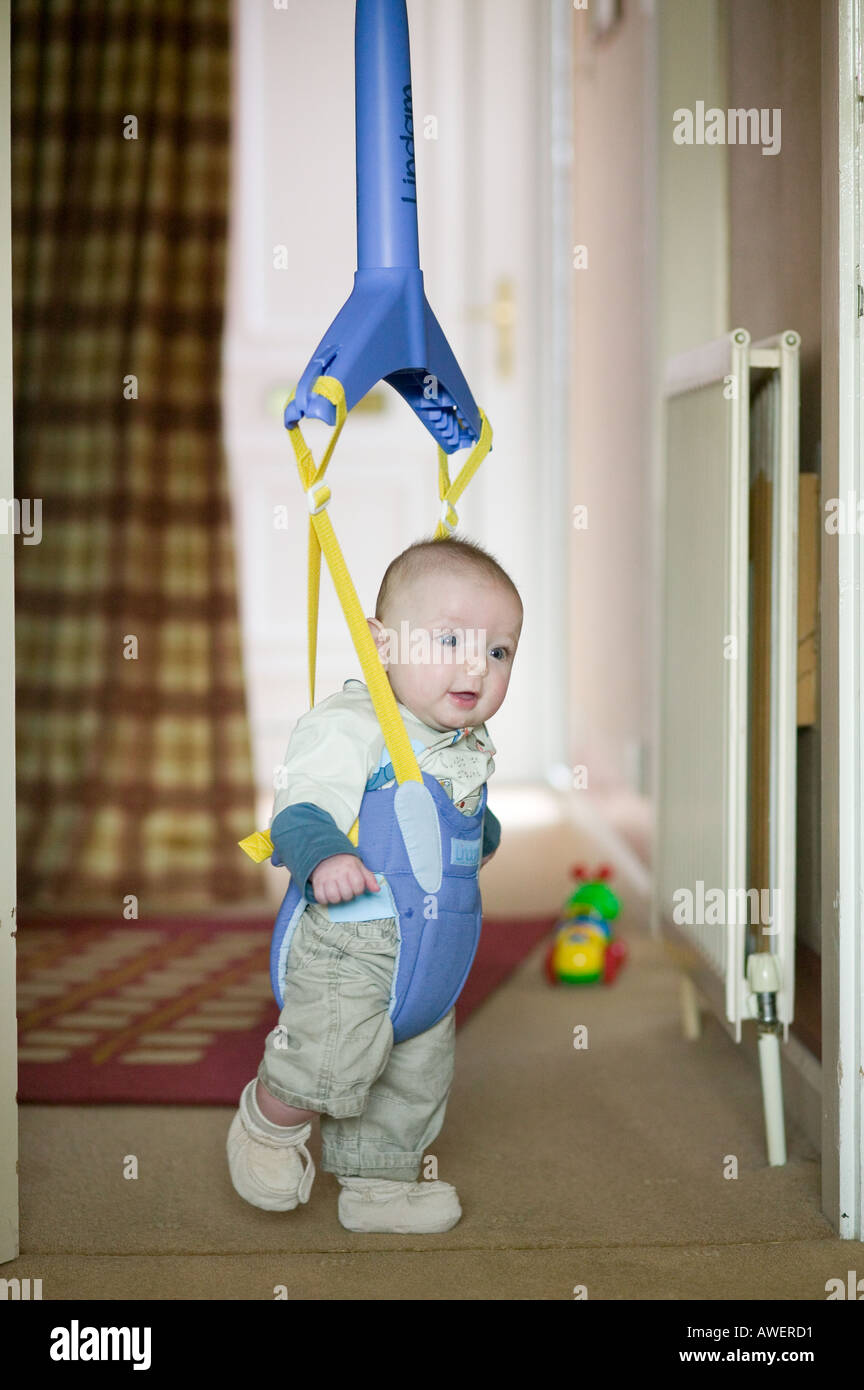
[16,915,555,1104]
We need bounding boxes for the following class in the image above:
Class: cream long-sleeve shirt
[271,678,497,835]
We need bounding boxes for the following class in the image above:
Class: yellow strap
[434,410,493,538]
[290,375,423,786]
[287,379,347,711]
[239,818,358,862]
[238,379,492,862]
[237,830,279,864]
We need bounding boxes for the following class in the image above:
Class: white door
[224,0,570,831]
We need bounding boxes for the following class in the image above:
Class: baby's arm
[270,803,381,905]
[270,700,386,905]
[480,804,501,867]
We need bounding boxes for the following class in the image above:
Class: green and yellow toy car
[544,864,628,985]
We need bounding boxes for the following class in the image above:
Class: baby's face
[369,569,523,733]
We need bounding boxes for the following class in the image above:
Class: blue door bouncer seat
[270,772,487,1045]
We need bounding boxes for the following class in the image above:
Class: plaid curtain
[11,0,265,912]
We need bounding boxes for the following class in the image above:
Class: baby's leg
[322,1008,462,1232]
[254,1083,315,1128]
[256,902,397,1122]
[227,1084,317,1213]
[320,1005,456,1181]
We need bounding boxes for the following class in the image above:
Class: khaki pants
[257,901,456,1181]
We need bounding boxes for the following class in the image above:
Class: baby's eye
[490,647,508,661]
[439,633,458,647]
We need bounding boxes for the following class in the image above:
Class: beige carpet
[7,922,860,1300]
[6,797,859,1300]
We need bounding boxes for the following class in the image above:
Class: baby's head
[367,533,523,733]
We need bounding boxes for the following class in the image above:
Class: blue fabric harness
[270,770,486,1044]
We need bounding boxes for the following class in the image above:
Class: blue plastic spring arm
[356,0,420,270]
[284,0,486,453]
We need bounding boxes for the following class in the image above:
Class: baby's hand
[310,853,381,904]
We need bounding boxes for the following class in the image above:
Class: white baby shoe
[337,1176,462,1233]
[227,1079,315,1211]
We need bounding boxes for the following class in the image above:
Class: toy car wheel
[603,938,628,984]
[544,942,558,984]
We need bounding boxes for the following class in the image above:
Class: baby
[227,533,523,1233]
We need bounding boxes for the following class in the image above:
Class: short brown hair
[375,532,522,623]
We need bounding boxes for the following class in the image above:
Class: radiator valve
[747,952,782,1028]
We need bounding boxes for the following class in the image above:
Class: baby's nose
[464,652,487,678]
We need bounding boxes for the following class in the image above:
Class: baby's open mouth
[449,692,478,705]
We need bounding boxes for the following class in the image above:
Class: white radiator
[654,329,800,1058]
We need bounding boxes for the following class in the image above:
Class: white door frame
[0,0,20,1265]
[822,0,863,1240]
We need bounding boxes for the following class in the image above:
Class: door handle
[468,276,515,379]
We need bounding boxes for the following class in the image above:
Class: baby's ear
[367,616,389,663]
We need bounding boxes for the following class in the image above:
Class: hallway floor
[9,924,861,1300]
